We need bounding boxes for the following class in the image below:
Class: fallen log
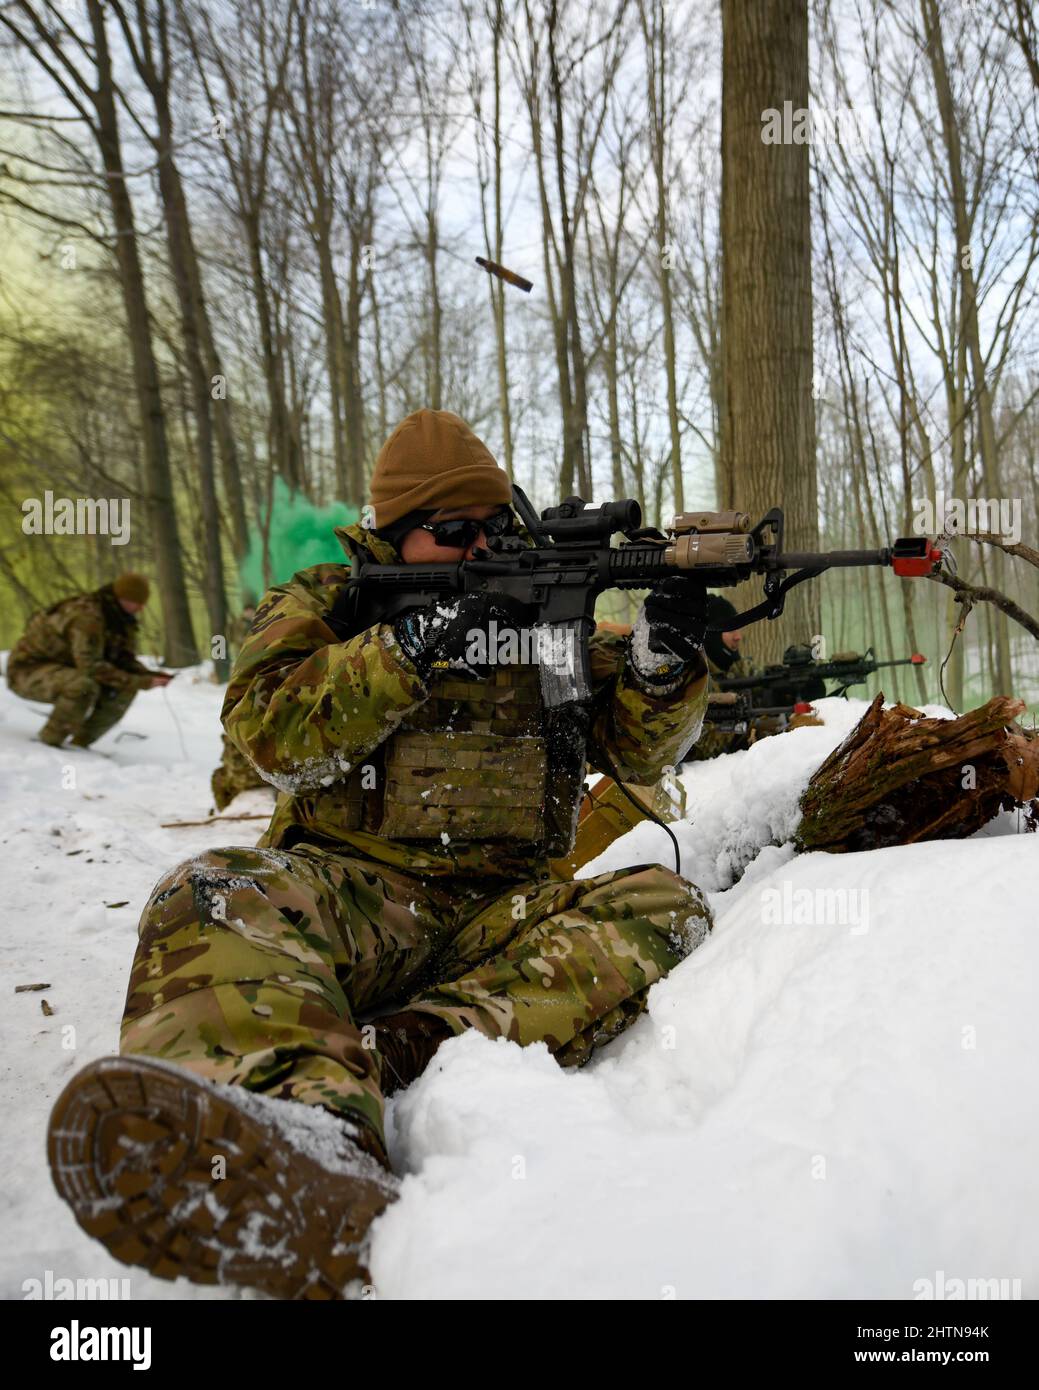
[795,694,1039,853]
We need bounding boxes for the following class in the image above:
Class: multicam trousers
[120,842,711,1151]
[6,662,136,745]
[210,733,271,810]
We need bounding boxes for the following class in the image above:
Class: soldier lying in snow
[48,409,713,1299]
[6,572,171,747]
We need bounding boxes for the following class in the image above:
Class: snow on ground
[0,666,1035,1300]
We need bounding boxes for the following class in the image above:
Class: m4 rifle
[716,646,927,704]
[351,489,948,707]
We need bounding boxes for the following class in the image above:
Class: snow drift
[0,667,1034,1300]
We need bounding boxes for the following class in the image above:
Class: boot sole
[47,1055,397,1300]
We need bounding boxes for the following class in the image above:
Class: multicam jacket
[222,521,709,878]
[7,585,154,694]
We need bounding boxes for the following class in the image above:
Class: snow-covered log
[795,694,1039,853]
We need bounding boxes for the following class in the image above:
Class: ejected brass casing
[671,510,751,533]
[665,532,756,567]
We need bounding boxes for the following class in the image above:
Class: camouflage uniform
[210,611,270,810]
[120,522,712,1156]
[211,734,271,810]
[6,585,153,746]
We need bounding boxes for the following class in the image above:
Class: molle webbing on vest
[406,664,542,734]
[378,730,548,842]
[375,663,548,843]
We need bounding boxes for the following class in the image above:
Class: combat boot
[47,1055,398,1300]
[375,1009,454,1096]
[37,727,70,747]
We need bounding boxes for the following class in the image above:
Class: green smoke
[239,478,359,601]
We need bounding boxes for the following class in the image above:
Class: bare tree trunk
[640,0,683,512]
[625,340,648,517]
[155,121,228,674]
[490,0,514,474]
[425,183,443,411]
[244,211,298,490]
[942,290,971,709]
[313,205,348,498]
[921,0,1012,695]
[199,312,249,562]
[344,224,367,504]
[547,0,588,493]
[109,0,228,674]
[368,264,389,450]
[516,0,624,497]
[286,0,348,498]
[526,56,575,493]
[593,212,626,498]
[466,0,516,473]
[721,0,819,662]
[87,0,198,664]
[178,0,300,495]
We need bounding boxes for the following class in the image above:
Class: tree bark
[640,0,682,512]
[344,222,368,503]
[547,0,589,494]
[796,694,1039,852]
[110,0,228,675]
[720,0,818,662]
[86,0,198,665]
[921,0,1012,695]
[490,0,515,475]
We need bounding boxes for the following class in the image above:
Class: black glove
[641,577,710,665]
[394,592,530,682]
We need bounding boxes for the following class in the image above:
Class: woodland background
[0,0,1036,710]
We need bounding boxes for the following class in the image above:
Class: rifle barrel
[717,653,922,695]
[774,548,891,569]
[715,671,781,691]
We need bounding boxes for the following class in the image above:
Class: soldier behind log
[6,572,171,747]
[686,594,760,759]
[48,408,715,1299]
[688,596,825,760]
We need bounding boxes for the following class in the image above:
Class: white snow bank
[583,696,959,892]
[1,667,1035,1300]
[375,834,1038,1298]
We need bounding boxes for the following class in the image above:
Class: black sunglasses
[418,507,514,549]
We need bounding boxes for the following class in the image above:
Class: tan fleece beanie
[368,409,512,527]
[112,572,150,604]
